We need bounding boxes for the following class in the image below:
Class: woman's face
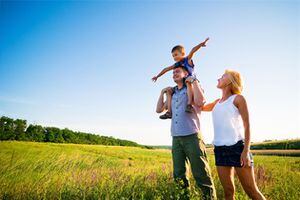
[217,73,231,89]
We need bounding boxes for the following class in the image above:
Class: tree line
[251,139,300,150]
[0,116,148,148]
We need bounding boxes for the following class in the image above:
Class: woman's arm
[202,99,219,112]
[234,95,251,167]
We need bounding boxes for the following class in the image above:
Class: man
[156,66,217,200]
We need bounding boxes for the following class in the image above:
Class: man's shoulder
[173,85,187,93]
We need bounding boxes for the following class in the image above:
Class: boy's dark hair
[171,45,185,54]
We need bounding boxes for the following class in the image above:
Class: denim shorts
[214,140,254,167]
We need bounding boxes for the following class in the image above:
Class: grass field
[0,141,299,200]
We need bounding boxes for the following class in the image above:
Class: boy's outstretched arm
[187,37,210,61]
[152,64,175,82]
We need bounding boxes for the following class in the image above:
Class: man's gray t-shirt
[171,86,201,136]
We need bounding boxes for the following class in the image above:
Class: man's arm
[156,88,171,113]
[152,64,175,82]
[188,78,206,108]
[187,37,210,62]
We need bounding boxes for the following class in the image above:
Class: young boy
[152,37,209,119]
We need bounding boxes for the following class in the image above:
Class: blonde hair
[225,69,243,94]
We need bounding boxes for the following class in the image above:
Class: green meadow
[0,141,299,200]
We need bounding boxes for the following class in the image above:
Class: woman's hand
[240,149,251,167]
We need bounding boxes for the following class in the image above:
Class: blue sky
[0,0,299,145]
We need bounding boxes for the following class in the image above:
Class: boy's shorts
[186,74,198,82]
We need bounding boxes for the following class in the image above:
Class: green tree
[54,129,64,143]
[62,128,75,143]
[14,119,27,141]
[0,117,5,139]
[26,124,45,142]
[0,116,15,140]
[0,115,145,148]
[45,127,57,142]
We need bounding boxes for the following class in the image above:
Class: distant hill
[151,145,172,150]
[251,139,300,150]
[0,116,150,148]
[152,139,300,150]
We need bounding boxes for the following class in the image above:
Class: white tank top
[212,94,244,146]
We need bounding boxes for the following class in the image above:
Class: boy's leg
[159,88,173,119]
[167,89,173,114]
[186,82,193,105]
[185,82,194,113]
[183,133,217,200]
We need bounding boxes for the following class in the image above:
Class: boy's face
[172,50,185,62]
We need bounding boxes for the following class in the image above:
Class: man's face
[173,67,187,83]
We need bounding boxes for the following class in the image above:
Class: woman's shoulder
[233,94,247,107]
[234,94,246,101]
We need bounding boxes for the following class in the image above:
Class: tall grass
[0,141,299,199]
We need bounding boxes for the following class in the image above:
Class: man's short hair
[171,45,185,54]
[174,64,187,72]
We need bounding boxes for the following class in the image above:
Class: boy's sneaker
[185,104,194,113]
[159,112,172,120]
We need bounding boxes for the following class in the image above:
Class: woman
[203,69,266,200]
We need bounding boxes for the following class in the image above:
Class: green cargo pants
[172,132,217,200]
